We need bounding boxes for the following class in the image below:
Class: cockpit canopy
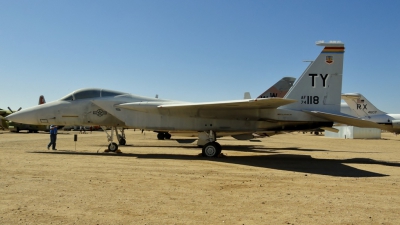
[60,88,127,101]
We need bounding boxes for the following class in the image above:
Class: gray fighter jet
[7,41,351,157]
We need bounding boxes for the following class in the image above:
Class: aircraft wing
[118,98,296,112]
[305,111,384,129]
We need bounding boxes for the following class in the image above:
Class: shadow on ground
[31,145,397,177]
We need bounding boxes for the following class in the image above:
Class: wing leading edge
[118,98,297,112]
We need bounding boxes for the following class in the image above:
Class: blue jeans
[48,134,57,149]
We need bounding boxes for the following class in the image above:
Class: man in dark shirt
[47,125,58,150]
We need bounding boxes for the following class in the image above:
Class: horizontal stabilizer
[305,111,383,129]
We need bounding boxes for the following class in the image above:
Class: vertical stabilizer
[257,77,296,98]
[39,95,46,105]
[282,41,345,113]
[341,93,386,117]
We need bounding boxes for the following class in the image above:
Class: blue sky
[1,1,400,112]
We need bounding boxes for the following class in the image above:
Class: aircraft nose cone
[5,109,39,125]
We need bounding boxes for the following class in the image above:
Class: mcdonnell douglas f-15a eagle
[7,41,353,157]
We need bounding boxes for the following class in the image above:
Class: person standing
[47,125,58,150]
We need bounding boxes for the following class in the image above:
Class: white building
[325,126,381,139]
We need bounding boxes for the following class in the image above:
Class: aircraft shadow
[221,145,328,153]
[113,144,327,153]
[221,145,383,154]
[30,150,396,178]
[118,144,381,154]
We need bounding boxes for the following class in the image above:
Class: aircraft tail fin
[281,41,345,113]
[341,93,386,117]
[39,95,46,105]
[257,77,296,98]
[244,92,251,99]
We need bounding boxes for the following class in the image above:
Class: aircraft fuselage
[7,92,332,134]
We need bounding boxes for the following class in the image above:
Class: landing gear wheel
[119,138,126,145]
[202,142,222,157]
[108,142,118,152]
[164,133,171,139]
[157,132,165,140]
[214,142,222,155]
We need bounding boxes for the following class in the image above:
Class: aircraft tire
[119,138,126,145]
[202,142,221,157]
[108,142,118,152]
[157,132,165,140]
[215,142,222,155]
[164,133,171,139]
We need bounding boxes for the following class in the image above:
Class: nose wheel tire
[202,142,222,157]
[108,142,118,152]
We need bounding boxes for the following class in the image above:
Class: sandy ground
[1,129,400,224]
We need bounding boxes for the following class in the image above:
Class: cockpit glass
[101,90,126,97]
[59,89,126,101]
[60,94,74,101]
[74,90,101,100]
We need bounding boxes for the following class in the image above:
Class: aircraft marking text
[259,93,278,98]
[301,96,319,104]
[309,74,329,87]
[356,104,367,110]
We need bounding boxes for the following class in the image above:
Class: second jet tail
[341,93,386,118]
[257,77,296,98]
[39,95,46,105]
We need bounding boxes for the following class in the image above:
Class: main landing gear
[101,126,126,152]
[198,130,222,157]
[101,128,222,157]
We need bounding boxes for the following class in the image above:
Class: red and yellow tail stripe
[322,47,345,53]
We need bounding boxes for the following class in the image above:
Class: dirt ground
[1,129,400,224]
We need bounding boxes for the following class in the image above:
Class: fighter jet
[340,93,400,134]
[7,41,347,157]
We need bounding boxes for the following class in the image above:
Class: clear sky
[1,0,400,112]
